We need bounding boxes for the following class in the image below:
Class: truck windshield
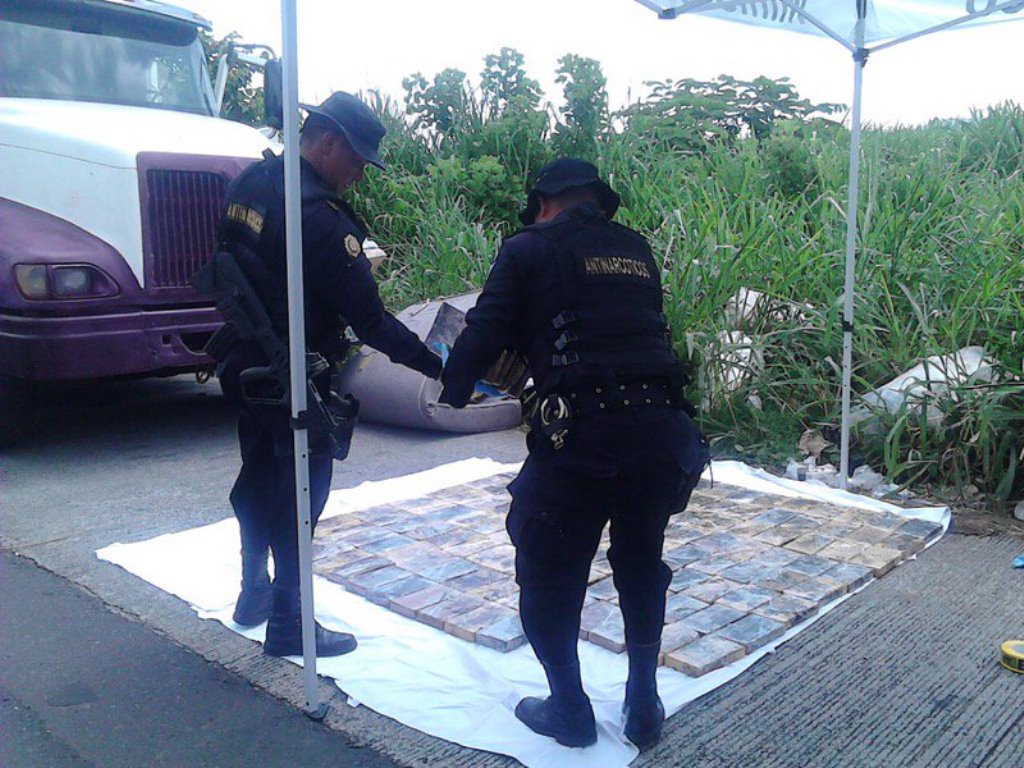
[0,3,214,115]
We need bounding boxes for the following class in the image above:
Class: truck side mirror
[264,59,283,131]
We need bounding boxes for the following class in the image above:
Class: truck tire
[0,376,29,449]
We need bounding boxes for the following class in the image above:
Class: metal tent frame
[635,0,1024,488]
[279,0,325,719]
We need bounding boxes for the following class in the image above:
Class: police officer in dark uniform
[439,159,708,751]
[217,92,442,657]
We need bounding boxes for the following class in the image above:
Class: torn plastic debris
[785,457,839,485]
[784,456,908,499]
[709,288,815,412]
[702,330,764,411]
[798,429,830,462]
[336,292,525,432]
[851,346,996,431]
[724,287,812,330]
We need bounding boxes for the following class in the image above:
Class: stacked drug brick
[314,476,942,676]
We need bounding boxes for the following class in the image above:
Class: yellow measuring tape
[1001,640,1024,675]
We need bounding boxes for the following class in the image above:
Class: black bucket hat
[518,158,620,225]
[301,92,386,169]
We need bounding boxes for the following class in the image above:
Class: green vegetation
[201,30,266,127]
[222,44,1024,508]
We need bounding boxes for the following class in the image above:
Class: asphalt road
[2,375,1023,767]
[0,550,394,768]
[0,375,525,768]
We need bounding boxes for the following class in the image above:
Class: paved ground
[647,532,1024,768]
[0,551,394,768]
[2,376,1023,767]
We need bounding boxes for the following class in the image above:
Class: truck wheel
[0,377,29,449]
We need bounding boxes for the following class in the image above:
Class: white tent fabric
[635,0,1024,489]
[637,1,1024,49]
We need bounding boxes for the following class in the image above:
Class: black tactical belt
[566,379,686,415]
[536,379,693,451]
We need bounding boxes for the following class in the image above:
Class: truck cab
[0,0,273,444]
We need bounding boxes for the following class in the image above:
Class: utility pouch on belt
[193,250,360,461]
[307,386,360,461]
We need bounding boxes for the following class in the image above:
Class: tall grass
[358,98,1024,507]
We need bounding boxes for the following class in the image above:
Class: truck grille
[144,169,227,289]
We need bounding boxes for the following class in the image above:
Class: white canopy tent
[634,0,1024,487]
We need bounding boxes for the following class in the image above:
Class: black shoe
[515,696,597,748]
[263,620,357,658]
[623,694,664,752]
[232,582,273,626]
[262,585,357,657]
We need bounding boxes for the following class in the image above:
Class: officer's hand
[408,346,443,380]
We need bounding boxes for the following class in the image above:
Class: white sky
[186,0,1023,127]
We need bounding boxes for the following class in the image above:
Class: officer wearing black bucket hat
[301,91,387,170]
[440,159,709,751]
[215,92,442,658]
[517,158,621,226]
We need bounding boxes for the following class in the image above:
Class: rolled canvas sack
[336,292,524,432]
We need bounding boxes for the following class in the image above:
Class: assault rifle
[193,250,359,460]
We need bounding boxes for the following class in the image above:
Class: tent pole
[839,19,867,491]
[281,0,325,719]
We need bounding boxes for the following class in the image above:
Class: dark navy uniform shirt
[440,203,702,477]
[220,152,440,377]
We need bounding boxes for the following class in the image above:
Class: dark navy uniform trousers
[508,408,702,666]
[219,341,334,590]
[441,203,707,666]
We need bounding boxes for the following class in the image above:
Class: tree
[552,54,609,161]
[401,52,550,181]
[619,74,843,152]
[480,47,542,120]
[402,68,477,148]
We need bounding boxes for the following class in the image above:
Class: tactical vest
[217,152,358,360]
[524,207,683,397]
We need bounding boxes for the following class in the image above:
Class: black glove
[407,345,443,380]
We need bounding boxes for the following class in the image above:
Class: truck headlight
[13,264,119,300]
[13,265,49,299]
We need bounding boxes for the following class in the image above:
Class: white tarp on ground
[636,1,1024,46]
[98,460,948,768]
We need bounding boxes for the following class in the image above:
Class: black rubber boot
[515,661,597,748]
[623,641,665,752]
[262,586,357,658]
[232,550,273,627]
